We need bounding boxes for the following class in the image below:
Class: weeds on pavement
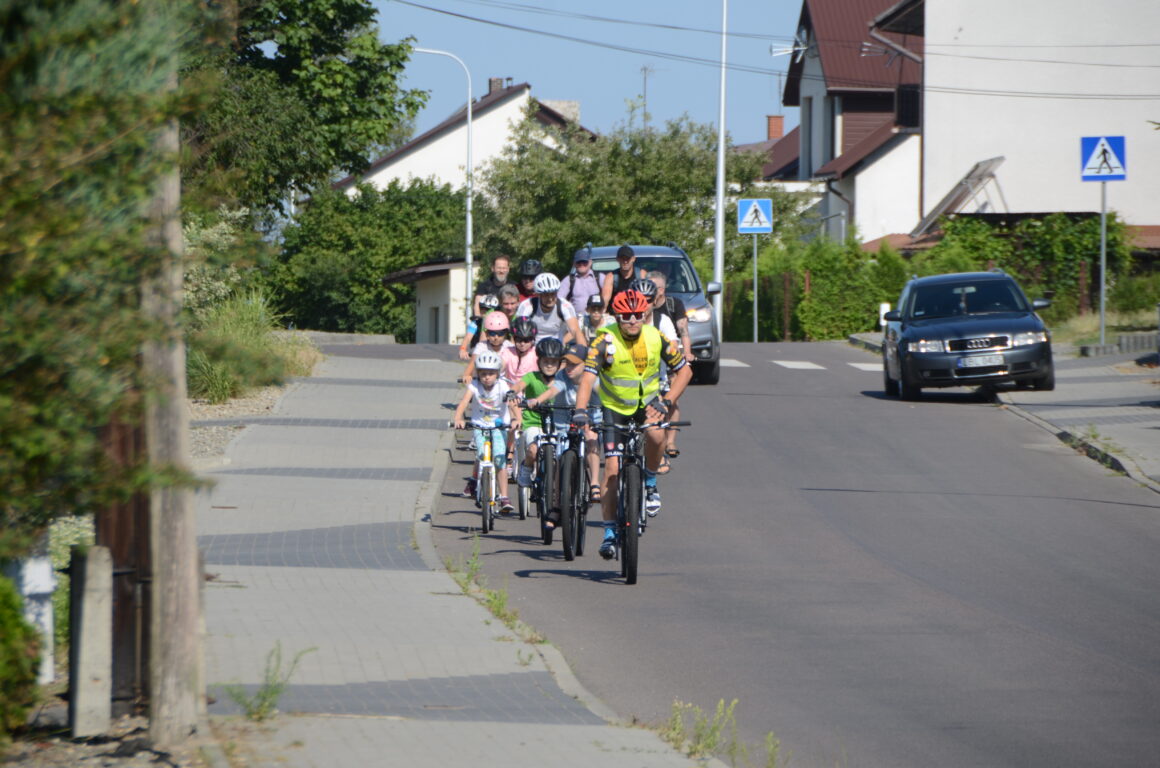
[224,641,316,721]
[660,698,789,768]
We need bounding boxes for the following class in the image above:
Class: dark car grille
[948,336,1008,352]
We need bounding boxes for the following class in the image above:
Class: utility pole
[145,5,200,746]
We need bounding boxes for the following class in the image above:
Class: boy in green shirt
[512,338,565,497]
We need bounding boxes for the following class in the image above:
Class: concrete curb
[410,420,729,768]
[410,428,629,725]
[993,390,1160,496]
[413,429,455,572]
[846,335,1160,496]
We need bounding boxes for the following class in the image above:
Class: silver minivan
[588,244,722,384]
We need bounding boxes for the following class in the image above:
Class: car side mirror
[706,281,722,296]
[883,310,901,322]
[1031,298,1051,310]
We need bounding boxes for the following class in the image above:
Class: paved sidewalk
[850,334,1160,494]
[194,344,710,767]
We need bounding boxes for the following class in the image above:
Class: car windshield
[909,280,1027,319]
[593,257,701,293]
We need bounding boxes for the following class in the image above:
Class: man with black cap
[600,244,647,307]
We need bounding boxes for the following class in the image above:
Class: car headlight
[910,339,945,353]
[686,306,712,323]
[1011,330,1048,346]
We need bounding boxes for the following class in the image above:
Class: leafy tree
[0,0,192,556]
[268,181,465,339]
[183,0,427,217]
[479,105,802,279]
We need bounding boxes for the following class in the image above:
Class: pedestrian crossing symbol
[1081,136,1126,181]
[738,198,773,233]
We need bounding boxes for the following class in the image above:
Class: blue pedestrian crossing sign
[738,198,773,234]
[1081,136,1126,181]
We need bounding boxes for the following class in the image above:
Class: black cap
[616,245,634,260]
[586,294,604,309]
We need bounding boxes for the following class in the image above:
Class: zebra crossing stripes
[719,358,751,368]
[769,360,881,371]
[772,360,826,370]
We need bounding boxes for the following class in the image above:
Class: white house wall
[798,42,829,179]
[852,134,921,241]
[415,264,470,344]
[923,0,1160,225]
[360,90,533,192]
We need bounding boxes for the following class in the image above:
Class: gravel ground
[5,385,292,768]
[189,385,288,469]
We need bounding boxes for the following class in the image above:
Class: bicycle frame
[607,417,689,584]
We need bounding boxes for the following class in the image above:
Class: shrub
[797,238,882,340]
[186,288,316,403]
[1110,272,1160,313]
[0,575,41,740]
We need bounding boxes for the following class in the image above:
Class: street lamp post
[413,47,474,333]
[712,0,728,333]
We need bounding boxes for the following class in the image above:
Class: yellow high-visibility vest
[598,323,663,415]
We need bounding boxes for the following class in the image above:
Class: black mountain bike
[556,409,595,561]
[608,418,688,584]
[523,404,562,547]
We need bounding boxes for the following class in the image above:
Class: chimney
[766,115,784,141]
[488,77,504,94]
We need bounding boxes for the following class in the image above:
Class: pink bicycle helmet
[482,311,510,332]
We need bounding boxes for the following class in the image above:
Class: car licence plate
[957,353,1004,368]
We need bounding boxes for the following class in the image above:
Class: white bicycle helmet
[533,272,561,294]
[474,350,502,371]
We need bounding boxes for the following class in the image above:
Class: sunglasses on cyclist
[513,335,535,343]
[617,312,645,321]
[485,329,507,337]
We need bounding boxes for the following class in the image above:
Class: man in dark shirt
[473,254,515,316]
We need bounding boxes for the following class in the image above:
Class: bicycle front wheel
[479,466,493,534]
[558,450,579,561]
[620,463,641,584]
[538,449,556,545]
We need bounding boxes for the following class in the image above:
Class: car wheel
[883,358,899,397]
[1031,365,1055,391]
[695,359,720,385]
[898,362,922,401]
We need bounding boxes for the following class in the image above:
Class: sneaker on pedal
[463,478,477,498]
[499,496,514,514]
[645,487,661,517]
[599,528,617,560]
[516,464,533,487]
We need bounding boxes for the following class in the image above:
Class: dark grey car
[589,244,722,384]
[882,270,1054,400]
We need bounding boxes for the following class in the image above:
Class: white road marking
[771,360,826,370]
[719,358,750,368]
[847,362,881,371]
[404,358,441,362]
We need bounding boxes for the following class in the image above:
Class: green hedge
[0,575,40,741]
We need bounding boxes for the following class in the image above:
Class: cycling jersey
[584,323,685,415]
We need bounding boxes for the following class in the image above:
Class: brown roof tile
[785,0,922,105]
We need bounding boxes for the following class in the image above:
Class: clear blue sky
[372,0,803,146]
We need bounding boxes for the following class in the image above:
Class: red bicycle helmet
[610,289,651,316]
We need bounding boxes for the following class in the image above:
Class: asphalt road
[432,341,1160,767]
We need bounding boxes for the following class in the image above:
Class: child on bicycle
[512,338,565,527]
[453,350,519,512]
[553,342,603,503]
[462,310,512,383]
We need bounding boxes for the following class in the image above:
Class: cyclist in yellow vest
[573,289,692,560]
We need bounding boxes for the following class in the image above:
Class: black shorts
[602,405,653,458]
